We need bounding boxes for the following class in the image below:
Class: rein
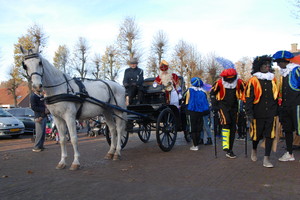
[43,77,74,88]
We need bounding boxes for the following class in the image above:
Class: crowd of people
[31,50,300,169]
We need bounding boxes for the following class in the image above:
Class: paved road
[0,131,300,200]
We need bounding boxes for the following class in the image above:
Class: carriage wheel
[105,125,129,149]
[156,108,177,152]
[138,123,151,143]
[184,131,192,143]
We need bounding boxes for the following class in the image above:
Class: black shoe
[226,151,237,159]
[199,139,204,145]
[205,137,212,145]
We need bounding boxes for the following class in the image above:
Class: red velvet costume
[154,60,180,104]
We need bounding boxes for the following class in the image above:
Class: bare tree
[146,55,158,77]
[117,16,142,64]
[171,40,189,77]
[235,57,252,81]
[101,45,121,81]
[53,45,70,74]
[27,23,48,50]
[151,30,168,65]
[202,52,223,85]
[186,45,204,82]
[72,37,90,79]
[6,65,22,107]
[13,23,48,92]
[91,53,102,80]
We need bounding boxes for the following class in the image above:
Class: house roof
[0,83,30,106]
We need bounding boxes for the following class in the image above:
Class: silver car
[0,108,25,138]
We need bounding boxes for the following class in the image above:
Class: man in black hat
[123,57,144,105]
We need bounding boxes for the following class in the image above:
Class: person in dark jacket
[273,50,300,162]
[244,55,278,168]
[123,57,144,105]
[31,88,48,152]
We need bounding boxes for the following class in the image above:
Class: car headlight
[0,122,4,128]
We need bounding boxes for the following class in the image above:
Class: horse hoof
[104,153,114,160]
[113,154,121,161]
[56,163,66,170]
[69,164,80,171]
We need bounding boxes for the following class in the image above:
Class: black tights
[252,137,273,156]
[285,132,293,154]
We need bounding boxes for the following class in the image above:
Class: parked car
[0,108,25,138]
[6,108,35,134]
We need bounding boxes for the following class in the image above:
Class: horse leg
[65,117,81,170]
[103,112,117,160]
[113,111,126,161]
[54,117,68,169]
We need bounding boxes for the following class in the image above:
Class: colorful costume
[273,50,300,162]
[244,55,278,168]
[185,77,210,150]
[153,60,181,107]
[210,57,245,158]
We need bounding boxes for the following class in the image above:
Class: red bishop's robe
[154,73,180,104]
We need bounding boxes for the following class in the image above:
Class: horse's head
[20,45,44,91]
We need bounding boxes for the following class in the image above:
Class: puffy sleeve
[172,73,179,86]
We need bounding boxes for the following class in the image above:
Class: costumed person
[153,60,181,107]
[123,57,144,105]
[273,50,300,162]
[185,77,210,151]
[244,55,278,168]
[210,57,245,158]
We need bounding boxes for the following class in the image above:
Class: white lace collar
[190,86,206,92]
[280,63,298,77]
[252,72,274,80]
[222,78,237,89]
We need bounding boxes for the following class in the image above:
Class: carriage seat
[143,78,164,94]
[142,78,166,104]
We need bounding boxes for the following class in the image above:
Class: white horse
[20,45,127,170]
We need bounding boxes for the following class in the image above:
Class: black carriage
[105,76,190,152]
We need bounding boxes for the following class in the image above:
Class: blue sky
[0,0,299,82]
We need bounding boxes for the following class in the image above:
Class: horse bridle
[22,53,44,79]
[22,53,74,90]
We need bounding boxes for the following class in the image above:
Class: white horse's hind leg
[103,112,117,160]
[54,117,68,169]
[65,117,81,170]
[113,111,126,161]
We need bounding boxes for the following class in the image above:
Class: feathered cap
[159,60,169,71]
[190,77,203,87]
[216,57,235,69]
[216,57,237,78]
[272,50,294,62]
[252,55,273,74]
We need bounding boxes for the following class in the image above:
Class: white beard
[160,71,173,86]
